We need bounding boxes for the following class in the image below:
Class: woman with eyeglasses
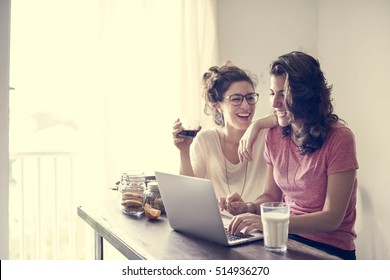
[222,52,359,259]
[172,61,276,213]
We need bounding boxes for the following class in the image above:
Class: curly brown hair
[270,51,342,155]
[202,61,257,126]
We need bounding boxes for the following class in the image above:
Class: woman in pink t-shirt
[221,51,359,259]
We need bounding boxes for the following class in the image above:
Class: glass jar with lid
[144,181,165,214]
[119,170,146,216]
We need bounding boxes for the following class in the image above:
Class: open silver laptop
[154,171,263,246]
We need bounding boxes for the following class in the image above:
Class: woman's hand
[219,192,249,216]
[238,121,262,163]
[172,118,196,151]
[239,114,277,163]
[227,212,263,235]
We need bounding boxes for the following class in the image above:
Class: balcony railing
[9,152,94,259]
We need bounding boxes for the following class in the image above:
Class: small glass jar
[119,170,146,216]
[144,181,165,213]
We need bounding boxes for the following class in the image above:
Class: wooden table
[77,192,340,260]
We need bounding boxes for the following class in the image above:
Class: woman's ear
[215,103,222,113]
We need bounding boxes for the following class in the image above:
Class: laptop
[154,171,263,246]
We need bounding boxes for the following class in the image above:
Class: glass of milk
[260,202,290,252]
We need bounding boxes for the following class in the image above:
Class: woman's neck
[222,126,245,145]
[291,121,303,134]
[218,126,245,164]
[291,121,303,146]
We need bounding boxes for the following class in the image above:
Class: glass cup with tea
[178,118,201,138]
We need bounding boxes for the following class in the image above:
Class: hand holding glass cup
[178,118,201,138]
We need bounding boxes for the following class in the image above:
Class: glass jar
[119,170,146,216]
[144,181,165,213]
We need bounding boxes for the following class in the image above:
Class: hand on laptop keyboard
[225,228,253,241]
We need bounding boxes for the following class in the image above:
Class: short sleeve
[326,126,359,175]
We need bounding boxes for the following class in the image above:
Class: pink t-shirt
[264,125,359,250]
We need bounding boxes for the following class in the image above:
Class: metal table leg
[94,231,103,260]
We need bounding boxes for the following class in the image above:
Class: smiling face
[269,75,290,127]
[217,80,257,131]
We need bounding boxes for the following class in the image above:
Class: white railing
[9,152,94,260]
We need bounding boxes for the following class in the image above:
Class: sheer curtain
[8,0,217,259]
[95,0,218,190]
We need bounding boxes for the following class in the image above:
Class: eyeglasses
[224,93,259,106]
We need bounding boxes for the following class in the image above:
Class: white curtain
[94,0,218,190]
[8,0,217,259]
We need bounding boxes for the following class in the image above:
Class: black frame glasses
[224,93,259,106]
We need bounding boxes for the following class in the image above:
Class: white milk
[261,211,290,250]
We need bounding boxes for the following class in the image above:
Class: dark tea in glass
[179,129,199,138]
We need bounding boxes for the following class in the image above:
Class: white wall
[0,0,10,260]
[318,0,390,260]
[217,0,318,117]
[218,0,390,259]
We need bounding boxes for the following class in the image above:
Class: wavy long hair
[270,51,342,154]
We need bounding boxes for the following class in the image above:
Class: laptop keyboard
[225,228,253,241]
